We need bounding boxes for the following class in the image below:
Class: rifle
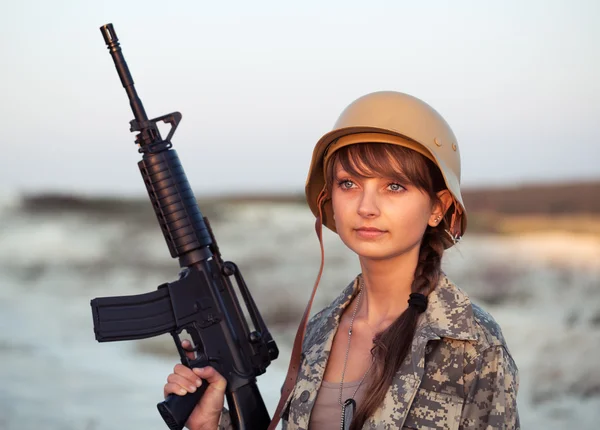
[90,23,279,430]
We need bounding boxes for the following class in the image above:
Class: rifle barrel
[100,23,148,123]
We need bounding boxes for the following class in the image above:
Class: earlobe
[428,213,443,227]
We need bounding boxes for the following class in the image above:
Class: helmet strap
[445,197,463,244]
[267,186,328,429]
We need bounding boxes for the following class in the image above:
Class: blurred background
[1,0,599,429]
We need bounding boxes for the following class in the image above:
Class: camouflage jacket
[281,274,519,430]
[219,274,519,429]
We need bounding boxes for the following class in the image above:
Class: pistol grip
[157,381,209,430]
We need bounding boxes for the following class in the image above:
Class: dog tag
[341,398,356,430]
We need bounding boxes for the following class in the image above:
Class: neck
[356,248,420,330]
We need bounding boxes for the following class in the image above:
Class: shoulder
[460,304,520,426]
[423,279,519,403]
[432,274,512,352]
[426,274,517,371]
[470,302,508,350]
[460,298,518,389]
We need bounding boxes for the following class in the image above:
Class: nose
[357,187,380,218]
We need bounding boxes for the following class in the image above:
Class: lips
[354,226,387,239]
[356,227,385,232]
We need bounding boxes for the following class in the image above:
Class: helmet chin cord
[445,197,463,244]
[267,186,329,430]
[444,229,461,245]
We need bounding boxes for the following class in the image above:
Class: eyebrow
[335,164,369,176]
[334,167,378,180]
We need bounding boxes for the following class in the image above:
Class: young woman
[163,91,520,429]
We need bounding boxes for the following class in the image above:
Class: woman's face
[331,160,439,261]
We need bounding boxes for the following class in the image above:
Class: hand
[163,340,227,430]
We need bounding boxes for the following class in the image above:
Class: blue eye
[388,183,405,192]
[338,179,355,189]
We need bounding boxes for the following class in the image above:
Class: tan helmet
[305,91,467,245]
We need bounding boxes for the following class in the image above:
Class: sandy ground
[0,197,599,429]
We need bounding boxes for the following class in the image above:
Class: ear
[428,190,454,227]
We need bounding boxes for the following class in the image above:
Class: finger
[192,367,227,392]
[181,339,196,360]
[167,373,202,392]
[173,363,199,381]
[164,382,193,398]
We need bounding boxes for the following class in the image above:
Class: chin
[343,241,405,261]
[340,235,421,261]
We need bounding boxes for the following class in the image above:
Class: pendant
[341,398,356,430]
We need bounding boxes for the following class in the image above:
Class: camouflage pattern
[218,273,519,429]
[218,408,231,429]
[280,273,520,430]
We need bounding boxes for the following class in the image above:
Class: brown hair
[325,143,454,429]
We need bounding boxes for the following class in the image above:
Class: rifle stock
[91,23,278,430]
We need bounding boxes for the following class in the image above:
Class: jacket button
[299,390,310,403]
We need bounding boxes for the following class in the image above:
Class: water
[1,193,599,429]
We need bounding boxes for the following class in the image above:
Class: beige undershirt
[308,378,370,430]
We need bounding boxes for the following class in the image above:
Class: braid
[413,225,445,295]
[349,225,445,430]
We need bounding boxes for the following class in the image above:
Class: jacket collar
[416,273,478,342]
[304,272,477,350]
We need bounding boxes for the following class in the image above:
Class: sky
[1,0,599,197]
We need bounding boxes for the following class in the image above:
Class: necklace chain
[338,277,374,407]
